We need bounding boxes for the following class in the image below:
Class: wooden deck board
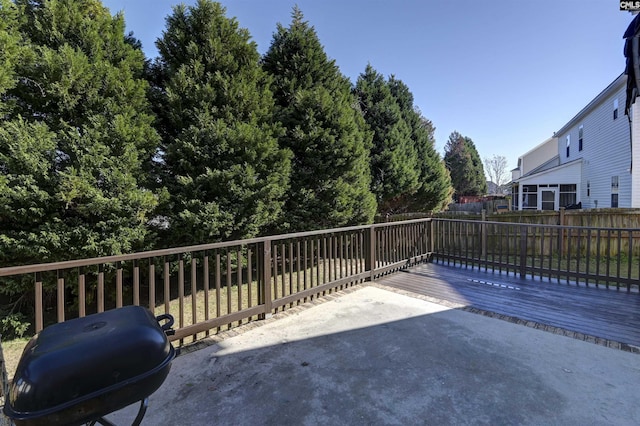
[375,262,640,347]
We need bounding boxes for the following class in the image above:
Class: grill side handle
[155,314,175,336]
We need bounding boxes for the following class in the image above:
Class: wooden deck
[375,261,640,350]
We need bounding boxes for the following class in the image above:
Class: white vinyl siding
[554,79,631,209]
[632,104,640,207]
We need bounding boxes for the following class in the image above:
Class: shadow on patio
[108,286,640,425]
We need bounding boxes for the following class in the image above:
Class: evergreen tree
[0,0,21,102]
[154,0,291,244]
[444,131,487,200]
[0,0,160,335]
[262,7,376,232]
[353,65,420,213]
[2,0,159,264]
[387,76,452,212]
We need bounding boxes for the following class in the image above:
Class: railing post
[260,239,273,319]
[429,219,435,255]
[365,225,376,280]
[519,225,527,278]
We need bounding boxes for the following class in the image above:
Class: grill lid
[6,306,174,414]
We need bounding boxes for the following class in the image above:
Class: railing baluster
[35,272,43,332]
[296,241,301,300]
[272,244,279,304]
[576,229,582,285]
[178,254,185,344]
[288,241,294,301]
[215,252,221,327]
[98,264,105,313]
[280,242,286,299]
[519,226,527,278]
[303,239,309,301]
[627,231,632,293]
[163,256,170,314]
[585,229,591,287]
[116,261,123,308]
[78,267,86,318]
[149,260,156,313]
[133,260,140,306]
[226,250,232,321]
[339,234,345,282]
[606,229,611,289]
[246,247,252,310]
[57,271,65,323]
[566,228,572,284]
[596,229,602,287]
[617,229,622,290]
[203,252,209,326]
[309,238,314,292]
[237,247,243,315]
[315,237,321,292]
[191,256,197,337]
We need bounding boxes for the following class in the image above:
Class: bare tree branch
[483,155,509,194]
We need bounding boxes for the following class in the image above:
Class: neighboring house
[511,73,640,211]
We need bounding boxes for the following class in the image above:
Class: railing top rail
[432,217,640,232]
[0,218,433,277]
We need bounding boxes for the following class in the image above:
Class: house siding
[520,137,559,176]
[553,77,632,209]
[632,104,640,207]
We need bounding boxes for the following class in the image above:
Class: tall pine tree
[444,131,487,200]
[2,0,160,263]
[154,0,291,244]
[354,65,420,213]
[262,7,376,232]
[0,0,21,101]
[0,0,160,335]
[387,76,452,212]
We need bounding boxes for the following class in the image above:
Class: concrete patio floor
[109,284,640,426]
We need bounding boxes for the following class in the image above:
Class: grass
[153,261,356,344]
[0,261,354,380]
[1,337,30,385]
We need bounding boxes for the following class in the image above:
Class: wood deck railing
[2,217,638,347]
[432,218,640,292]
[0,219,432,345]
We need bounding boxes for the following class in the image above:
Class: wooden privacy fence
[432,218,640,291]
[0,219,432,345]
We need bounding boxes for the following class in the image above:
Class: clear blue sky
[102,0,633,177]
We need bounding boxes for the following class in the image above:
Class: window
[587,181,590,197]
[522,185,537,210]
[560,184,577,207]
[578,125,583,151]
[611,176,619,208]
[614,98,619,120]
[566,135,570,157]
